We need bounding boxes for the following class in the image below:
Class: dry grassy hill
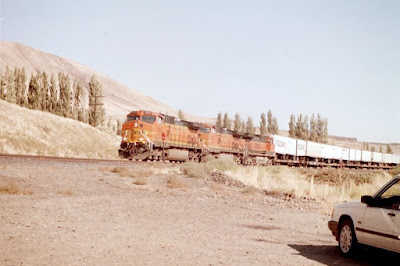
[0,100,120,158]
[0,40,213,124]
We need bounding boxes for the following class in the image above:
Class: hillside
[0,100,120,158]
[0,40,214,124]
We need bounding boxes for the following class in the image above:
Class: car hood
[335,200,365,209]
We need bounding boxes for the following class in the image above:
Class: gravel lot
[0,157,398,265]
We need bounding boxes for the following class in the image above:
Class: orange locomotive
[118,110,275,164]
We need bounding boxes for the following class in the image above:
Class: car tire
[338,219,358,256]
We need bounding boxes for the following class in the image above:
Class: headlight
[139,138,144,141]
[134,123,138,128]
[123,137,127,141]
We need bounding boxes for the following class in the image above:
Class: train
[118,110,399,169]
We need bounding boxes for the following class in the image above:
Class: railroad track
[0,153,131,164]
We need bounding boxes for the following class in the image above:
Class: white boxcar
[332,146,343,160]
[321,144,335,159]
[272,135,297,156]
[355,150,362,161]
[383,153,393,164]
[349,149,356,161]
[306,141,322,158]
[372,152,383,163]
[361,150,372,162]
[393,154,400,165]
[297,140,306,157]
[342,148,349,161]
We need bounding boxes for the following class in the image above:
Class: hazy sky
[1,0,399,143]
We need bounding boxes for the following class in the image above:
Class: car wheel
[339,219,358,256]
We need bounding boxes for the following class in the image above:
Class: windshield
[142,115,156,124]
[127,115,140,122]
[199,128,211,134]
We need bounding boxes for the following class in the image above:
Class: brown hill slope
[0,41,213,124]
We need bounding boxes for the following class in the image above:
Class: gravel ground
[0,157,398,265]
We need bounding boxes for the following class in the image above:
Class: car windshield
[127,115,140,122]
[381,180,400,199]
[142,115,156,124]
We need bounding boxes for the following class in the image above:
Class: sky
[1,0,399,143]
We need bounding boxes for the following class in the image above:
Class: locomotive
[118,110,399,169]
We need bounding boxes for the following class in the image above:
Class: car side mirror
[361,195,373,206]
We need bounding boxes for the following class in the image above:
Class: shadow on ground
[289,244,400,265]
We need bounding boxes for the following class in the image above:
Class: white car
[328,175,400,256]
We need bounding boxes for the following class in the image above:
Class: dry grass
[225,166,392,206]
[57,190,74,196]
[241,186,259,195]
[180,157,238,179]
[0,184,34,195]
[166,176,188,190]
[133,179,146,186]
[111,167,154,179]
[0,100,120,159]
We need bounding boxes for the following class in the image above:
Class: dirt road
[0,157,398,265]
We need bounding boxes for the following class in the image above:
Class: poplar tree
[28,73,40,109]
[267,110,279,134]
[240,121,246,134]
[260,112,267,135]
[0,70,5,100]
[73,80,85,121]
[246,116,255,134]
[178,109,185,120]
[216,112,223,132]
[41,71,50,111]
[58,72,72,118]
[15,67,27,107]
[88,75,105,127]
[288,114,296,138]
[234,113,241,132]
[116,119,122,135]
[379,146,383,153]
[387,145,393,154]
[5,66,16,103]
[223,112,231,130]
[309,114,317,141]
[49,74,58,113]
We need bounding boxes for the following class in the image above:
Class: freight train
[118,110,399,169]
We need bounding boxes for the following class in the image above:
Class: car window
[381,181,400,199]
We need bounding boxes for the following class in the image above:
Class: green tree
[0,70,5,100]
[240,121,246,134]
[234,113,241,132]
[49,74,58,113]
[288,114,296,138]
[387,145,393,154]
[216,112,223,132]
[73,80,84,121]
[15,67,27,107]
[58,72,72,118]
[28,73,40,109]
[88,75,105,127]
[5,66,16,103]
[246,116,255,134]
[267,110,279,134]
[178,109,186,120]
[309,114,317,141]
[116,119,122,135]
[260,112,267,135]
[223,112,231,130]
[41,71,50,111]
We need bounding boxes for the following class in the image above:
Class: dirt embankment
[1,157,399,265]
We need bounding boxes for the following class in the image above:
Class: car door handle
[388,212,396,217]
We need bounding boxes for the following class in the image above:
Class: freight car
[118,110,399,169]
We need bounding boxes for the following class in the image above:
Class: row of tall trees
[288,113,328,143]
[362,141,393,154]
[216,110,279,135]
[0,66,106,128]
